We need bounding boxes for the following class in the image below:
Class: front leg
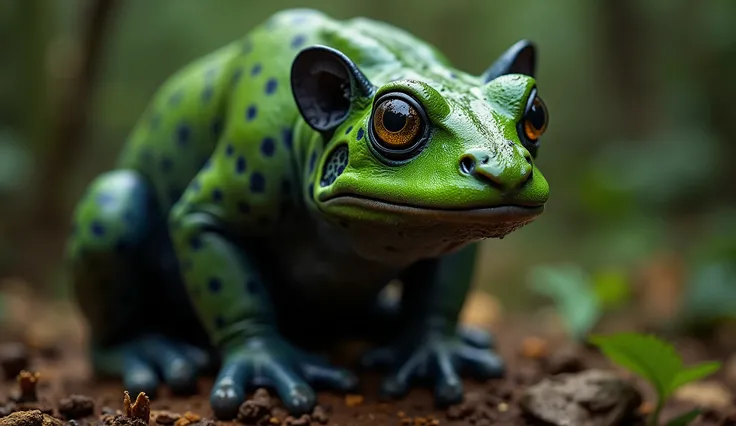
[361,243,504,406]
[170,160,357,420]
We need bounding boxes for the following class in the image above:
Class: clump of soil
[0,410,62,426]
[236,388,332,426]
[58,394,95,420]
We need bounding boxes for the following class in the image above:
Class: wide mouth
[319,193,545,223]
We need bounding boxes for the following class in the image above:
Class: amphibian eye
[369,93,428,161]
[521,92,548,142]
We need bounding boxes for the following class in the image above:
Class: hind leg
[66,169,210,396]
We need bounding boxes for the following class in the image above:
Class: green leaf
[665,408,702,426]
[670,362,721,391]
[588,333,683,399]
[527,264,601,340]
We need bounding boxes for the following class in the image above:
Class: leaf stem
[648,398,663,426]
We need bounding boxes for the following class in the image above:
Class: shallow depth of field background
[0,0,735,334]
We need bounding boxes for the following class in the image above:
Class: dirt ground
[1,284,735,426]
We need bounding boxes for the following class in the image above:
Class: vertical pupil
[383,100,409,132]
[528,101,546,130]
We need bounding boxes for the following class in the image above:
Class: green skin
[66,9,550,420]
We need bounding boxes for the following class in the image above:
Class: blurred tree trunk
[0,0,49,277]
[598,0,659,139]
[11,0,118,292]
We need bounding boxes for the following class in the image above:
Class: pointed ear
[481,40,536,83]
[291,45,375,136]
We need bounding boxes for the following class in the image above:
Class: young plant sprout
[589,332,721,426]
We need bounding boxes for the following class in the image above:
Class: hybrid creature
[66,9,550,419]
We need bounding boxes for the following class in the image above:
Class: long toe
[301,363,359,392]
[379,375,408,400]
[458,347,505,380]
[210,382,245,420]
[457,325,495,349]
[166,359,199,395]
[434,378,463,407]
[284,384,317,415]
[122,356,160,398]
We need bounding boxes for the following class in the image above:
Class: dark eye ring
[368,92,429,162]
[517,87,549,155]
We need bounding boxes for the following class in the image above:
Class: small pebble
[311,405,330,424]
[344,394,364,407]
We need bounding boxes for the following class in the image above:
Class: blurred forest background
[1,0,735,336]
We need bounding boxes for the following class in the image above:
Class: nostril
[459,156,475,175]
[480,155,490,165]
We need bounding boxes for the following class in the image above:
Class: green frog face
[291,41,550,259]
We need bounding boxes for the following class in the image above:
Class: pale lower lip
[320,195,545,222]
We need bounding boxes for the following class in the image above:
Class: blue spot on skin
[150,114,161,129]
[246,105,257,121]
[91,221,105,237]
[265,78,278,95]
[450,72,458,79]
[96,193,115,207]
[189,236,203,250]
[212,188,223,202]
[191,179,201,191]
[235,156,247,174]
[238,201,250,214]
[160,157,174,172]
[211,119,223,139]
[345,125,353,135]
[205,68,218,80]
[208,277,222,293]
[261,137,275,157]
[231,67,243,86]
[291,35,306,49]
[177,123,190,146]
[214,315,226,329]
[308,151,317,173]
[202,86,214,102]
[168,90,183,105]
[250,173,265,193]
[282,128,293,150]
[357,128,365,141]
[225,144,234,157]
[251,64,262,76]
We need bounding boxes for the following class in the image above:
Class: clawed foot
[93,334,211,398]
[361,324,504,406]
[210,334,358,420]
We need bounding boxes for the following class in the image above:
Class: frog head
[291,41,550,263]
